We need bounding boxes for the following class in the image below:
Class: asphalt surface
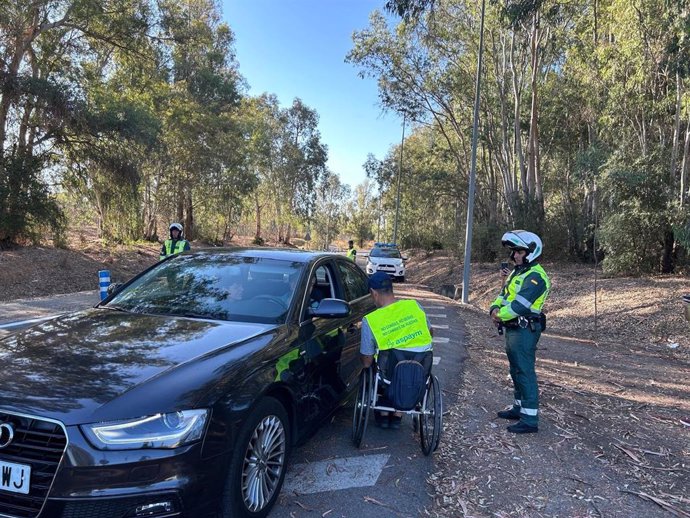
[273,285,467,518]
[0,281,468,518]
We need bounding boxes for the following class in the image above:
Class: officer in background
[346,240,357,262]
[159,222,191,261]
[490,230,551,434]
[360,272,433,429]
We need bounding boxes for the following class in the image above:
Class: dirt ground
[404,250,690,518]
[0,239,688,517]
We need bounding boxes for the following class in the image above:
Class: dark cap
[368,272,393,291]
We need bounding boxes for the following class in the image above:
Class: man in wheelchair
[360,272,434,429]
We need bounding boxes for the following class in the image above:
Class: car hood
[368,256,403,265]
[0,309,275,425]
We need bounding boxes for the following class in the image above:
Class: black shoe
[389,415,402,430]
[497,409,521,420]
[507,422,538,434]
[374,411,389,429]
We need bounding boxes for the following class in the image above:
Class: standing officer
[360,272,433,429]
[346,240,357,262]
[490,230,550,434]
[159,222,191,261]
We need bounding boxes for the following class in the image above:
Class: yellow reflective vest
[491,263,550,321]
[364,299,432,352]
[346,247,357,261]
[159,239,190,261]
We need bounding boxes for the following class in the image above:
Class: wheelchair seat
[377,349,433,411]
[352,348,442,455]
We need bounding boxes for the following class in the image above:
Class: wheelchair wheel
[352,367,373,448]
[420,375,442,456]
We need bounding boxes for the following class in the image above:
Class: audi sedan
[0,249,374,518]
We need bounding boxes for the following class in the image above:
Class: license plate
[0,459,31,495]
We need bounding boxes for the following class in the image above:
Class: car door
[286,260,348,428]
[334,259,375,391]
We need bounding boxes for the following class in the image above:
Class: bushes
[0,153,65,247]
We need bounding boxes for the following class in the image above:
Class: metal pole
[393,114,406,244]
[461,0,486,304]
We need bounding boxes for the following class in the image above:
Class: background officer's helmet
[501,230,542,262]
[169,222,184,238]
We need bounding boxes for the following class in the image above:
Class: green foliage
[598,156,672,274]
[0,153,65,246]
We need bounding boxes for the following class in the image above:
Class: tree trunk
[183,191,194,241]
[527,12,541,201]
[509,31,527,194]
[680,112,690,206]
[254,192,262,241]
[285,223,292,245]
[660,229,674,274]
[670,70,682,183]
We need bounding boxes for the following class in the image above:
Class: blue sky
[221,0,403,189]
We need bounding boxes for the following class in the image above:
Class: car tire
[399,276,405,283]
[217,397,291,518]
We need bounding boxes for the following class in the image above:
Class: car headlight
[82,409,209,450]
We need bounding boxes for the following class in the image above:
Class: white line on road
[427,313,447,318]
[433,337,450,344]
[282,454,390,495]
[0,315,58,330]
[432,324,449,329]
[433,356,441,365]
[423,306,445,310]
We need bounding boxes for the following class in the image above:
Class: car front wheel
[218,397,291,518]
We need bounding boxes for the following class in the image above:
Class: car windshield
[105,254,303,324]
[370,247,401,259]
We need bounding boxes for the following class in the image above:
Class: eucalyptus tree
[273,98,327,244]
[156,0,243,241]
[0,0,154,244]
[312,170,350,250]
[346,179,378,247]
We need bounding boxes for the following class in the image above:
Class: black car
[0,248,375,518]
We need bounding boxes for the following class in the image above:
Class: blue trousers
[505,324,541,427]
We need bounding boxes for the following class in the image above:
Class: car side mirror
[107,282,123,296]
[402,256,408,261]
[308,298,351,318]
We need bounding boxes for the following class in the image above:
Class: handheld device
[500,261,509,270]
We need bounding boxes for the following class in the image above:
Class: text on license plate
[0,459,31,495]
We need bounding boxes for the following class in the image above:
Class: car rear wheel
[218,397,290,518]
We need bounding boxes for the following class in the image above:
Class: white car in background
[365,243,406,282]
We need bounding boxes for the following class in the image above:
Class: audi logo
[0,423,14,449]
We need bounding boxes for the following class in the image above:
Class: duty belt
[503,315,541,330]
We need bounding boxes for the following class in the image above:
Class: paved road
[0,284,468,517]
[0,290,99,338]
[272,285,467,518]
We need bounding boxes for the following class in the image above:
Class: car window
[106,254,303,324]
[337,261,369,301]
[370,247,401,259]
[302,263,336,320]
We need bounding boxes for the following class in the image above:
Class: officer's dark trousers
[505,323,542,427]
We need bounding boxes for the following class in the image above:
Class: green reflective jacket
[490,263,550,322]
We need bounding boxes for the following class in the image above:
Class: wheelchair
[351,349,442,456]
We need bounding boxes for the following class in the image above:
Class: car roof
[184,247,338,264]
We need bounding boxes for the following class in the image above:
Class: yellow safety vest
[491,263,550,321]
[364,299,432,352]
[346,248,356,261]
[160,239,189,261]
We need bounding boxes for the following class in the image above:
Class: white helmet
[169,222,183,237]
[501,230,543,262]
